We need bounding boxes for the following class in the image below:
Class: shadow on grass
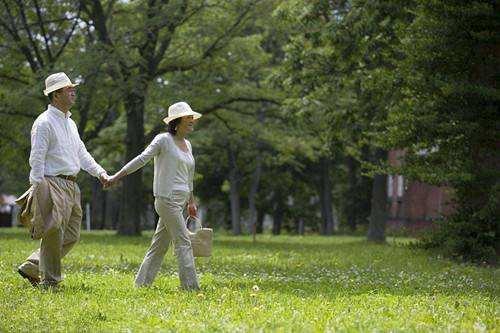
[213,238,369,253]
[0,228,149,246]
[0,229,371,253]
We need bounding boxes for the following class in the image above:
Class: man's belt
[48,174,77,182]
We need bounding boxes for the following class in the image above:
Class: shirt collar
[48,104,72,119]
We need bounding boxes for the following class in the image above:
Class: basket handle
[185,215,202,231]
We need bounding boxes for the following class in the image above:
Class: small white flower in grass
[473,320,486,333]
[252,285,260,292]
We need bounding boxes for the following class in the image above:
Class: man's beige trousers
[18,176,82,284]
[135,191,199,290]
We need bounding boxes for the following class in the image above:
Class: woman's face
[177,115,195,135]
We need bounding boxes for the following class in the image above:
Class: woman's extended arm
[106,134,164,187]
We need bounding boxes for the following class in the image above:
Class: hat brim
[163,111,202,124]
[43,82,79,96]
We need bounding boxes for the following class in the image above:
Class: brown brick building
[386,150,455,232]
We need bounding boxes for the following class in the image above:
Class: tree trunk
[91,178,108,229]
[256,209,264,234]
[346,156,358,231]
[100,190,107,230]
[367,149,388,243]
[319,157,334,235]
[297,218,305,235]
[248,150,262,241]
[228,145,241,235]
[272,208,283,235]
[108,189,120,230]
[332,204,340,232]
[272,194,284,235]
[91,179,102,229]
[249,107,265,241]
[118,89,146,235]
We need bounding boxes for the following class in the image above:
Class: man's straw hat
[43,72,79,96]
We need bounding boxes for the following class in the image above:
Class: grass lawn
[0,228,498,332]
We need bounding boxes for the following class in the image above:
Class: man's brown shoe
[17,269,40,287]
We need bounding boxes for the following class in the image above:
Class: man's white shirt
[29,104,105,185]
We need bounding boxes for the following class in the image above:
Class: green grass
[0,228,498,332]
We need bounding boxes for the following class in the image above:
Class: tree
[387,0,499,262]
[276,0,411,239]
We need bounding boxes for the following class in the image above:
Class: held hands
[99,172,110,187]
[100,169,126,189]
[99,172,117,189]
[103,174,119,189]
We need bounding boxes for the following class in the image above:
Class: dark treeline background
[0,0,498,263]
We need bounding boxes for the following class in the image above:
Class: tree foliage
[388,0,499,263]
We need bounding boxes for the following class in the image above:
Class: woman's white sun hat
[163,101,202,124]
[43,72,79,96]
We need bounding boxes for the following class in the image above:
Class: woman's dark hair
[167,117,182,135]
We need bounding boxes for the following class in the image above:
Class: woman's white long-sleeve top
[120,133,194,198]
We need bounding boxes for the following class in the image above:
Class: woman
[107,101,201,290]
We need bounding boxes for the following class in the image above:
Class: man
[17,72,109,289]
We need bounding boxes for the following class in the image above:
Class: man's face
[54,86,76,107]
